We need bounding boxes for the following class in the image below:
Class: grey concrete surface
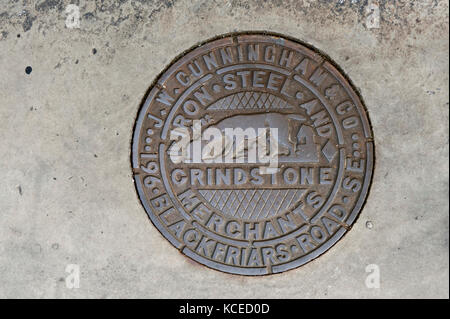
[0,0,448,298]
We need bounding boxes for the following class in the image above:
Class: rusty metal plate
[131,33,374,275]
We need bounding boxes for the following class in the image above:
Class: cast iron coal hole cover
[131,33,374,275]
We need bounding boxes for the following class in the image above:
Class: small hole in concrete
[92,48,97,55]
[25,66,32,74]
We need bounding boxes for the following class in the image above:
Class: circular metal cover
[131,33,374,275]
